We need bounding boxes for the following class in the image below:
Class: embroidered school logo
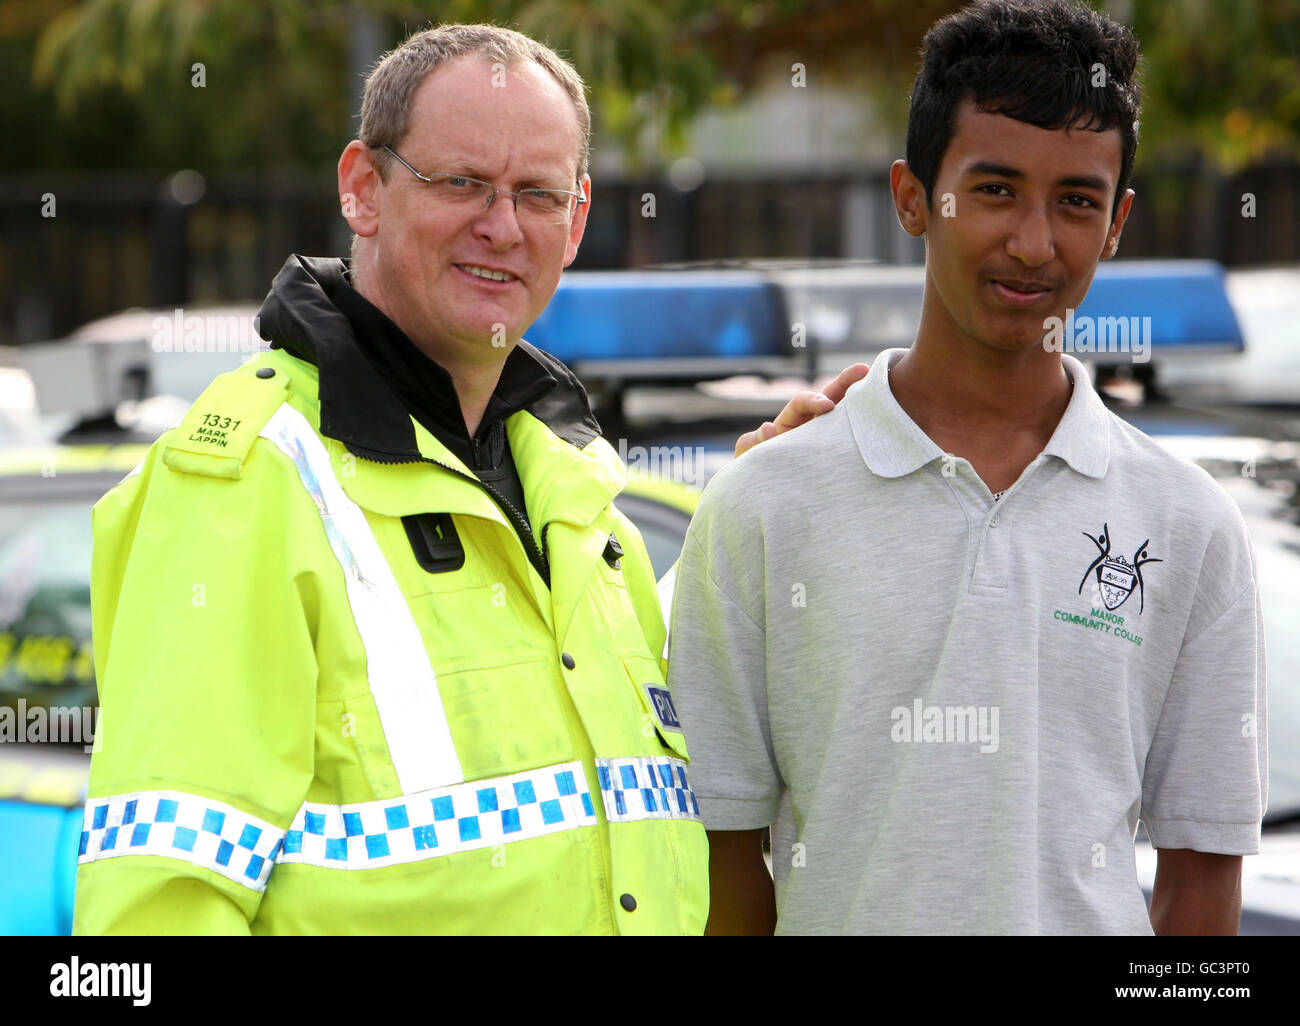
[1078,523,1162,613]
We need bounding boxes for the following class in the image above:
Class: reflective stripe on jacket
[74,349,708,935]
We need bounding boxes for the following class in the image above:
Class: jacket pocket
[620,653,690,762]
[436,656,576,781]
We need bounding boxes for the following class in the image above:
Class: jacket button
[620,893,637,911]
[561,652,576,670]
[256,367,276,379]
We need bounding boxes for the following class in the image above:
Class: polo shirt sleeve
[1140,516,1267,856]
[665,476,783,831]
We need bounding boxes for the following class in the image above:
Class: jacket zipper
[357,450,551,587]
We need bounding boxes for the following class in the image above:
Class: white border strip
[260,403,463,792]
[657,562,677,660]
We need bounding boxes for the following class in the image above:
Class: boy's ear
[891,159,928,237]
[1103,188,1135,259]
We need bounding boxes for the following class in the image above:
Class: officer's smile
[456,263,520,284]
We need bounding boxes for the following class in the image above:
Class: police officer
[74,23,859,935]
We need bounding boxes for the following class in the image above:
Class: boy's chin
[975,332,1054,356]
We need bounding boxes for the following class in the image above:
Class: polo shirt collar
[846,349,944,478]
[1041,354,1111,479]
[846,348,1111,480]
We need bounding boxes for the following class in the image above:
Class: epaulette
[161,360,289,479]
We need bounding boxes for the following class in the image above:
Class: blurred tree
[13,0,348,171]
[1128,0,1300,170]
[6,0,1299,175]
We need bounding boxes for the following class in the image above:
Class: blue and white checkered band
[78,758,690,890]
[279,761,598,870]
[79,791,285,893]
[595,756,701,824]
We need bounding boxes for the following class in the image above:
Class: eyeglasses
[380,145,586,223]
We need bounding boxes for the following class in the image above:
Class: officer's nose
[473,191,525,250]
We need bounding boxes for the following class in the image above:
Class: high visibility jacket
[74,342,708,934]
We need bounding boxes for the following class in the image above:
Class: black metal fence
[3,159,1298,345]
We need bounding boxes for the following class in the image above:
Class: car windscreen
[0,482,106,727]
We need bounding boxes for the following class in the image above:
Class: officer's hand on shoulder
[732,363,870,458]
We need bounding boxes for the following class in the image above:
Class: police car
[1128,430,1300,934]
[0,440,152,933]
[638,259,1246,393]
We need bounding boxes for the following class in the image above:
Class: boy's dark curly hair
[906,0,1141,218]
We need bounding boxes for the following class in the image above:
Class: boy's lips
[989,277,1054,307]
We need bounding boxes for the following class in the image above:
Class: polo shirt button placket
[971,489,1011,592]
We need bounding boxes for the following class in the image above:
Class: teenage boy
[666,0,1266,935]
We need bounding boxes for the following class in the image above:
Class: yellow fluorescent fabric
[75,351,708,935]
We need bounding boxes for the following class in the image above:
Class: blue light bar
[1080,260,1244,352]
[524,270,787,362]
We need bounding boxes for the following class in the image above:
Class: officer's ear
[338,140,381,239]
[563,174,591,269]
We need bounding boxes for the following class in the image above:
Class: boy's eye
[978,183,1012,197]
[1062,194,1097,208]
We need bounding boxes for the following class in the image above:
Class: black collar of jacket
[254,254,602,461]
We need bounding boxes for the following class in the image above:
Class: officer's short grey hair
[358,23,592,183]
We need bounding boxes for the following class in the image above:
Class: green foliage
[10,0,1300,175]
[19,0,345,170]
[1128,0,1300,170]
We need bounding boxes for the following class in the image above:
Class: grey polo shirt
[666,348,1268,935]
